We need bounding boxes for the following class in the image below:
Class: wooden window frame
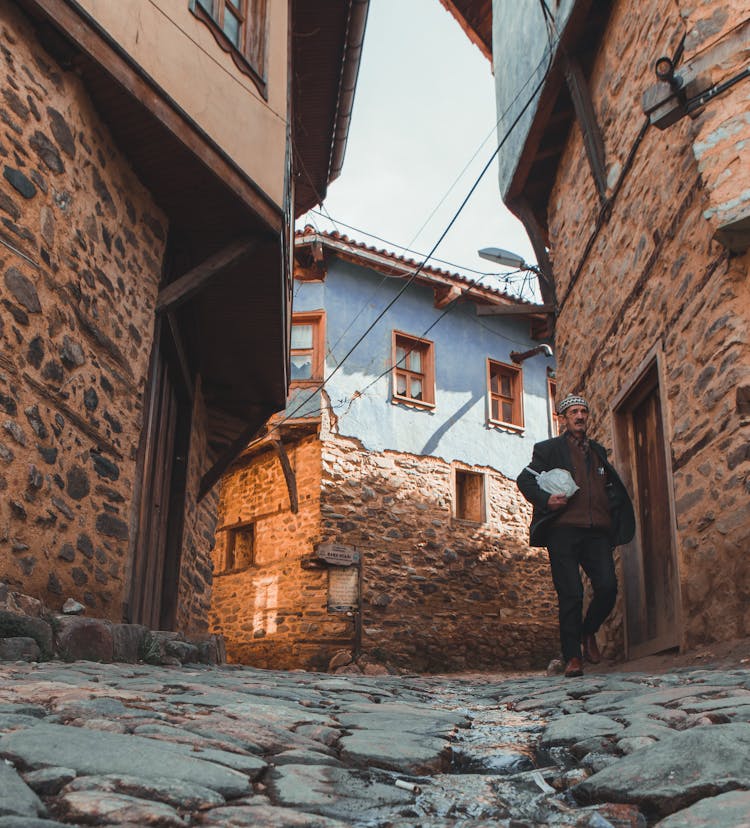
[547,374,560,436]
[392,331,435,409]
[218,521,256,573]
[189,0,269,98]
[290,310,325,386]
[487,359,524,430]
[453,468,486,523]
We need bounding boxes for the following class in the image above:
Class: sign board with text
[315,543,359,566]
[328,567,359,612]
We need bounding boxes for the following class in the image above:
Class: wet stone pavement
[1,661,750,826]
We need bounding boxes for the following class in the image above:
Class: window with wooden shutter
[454,469,485,523]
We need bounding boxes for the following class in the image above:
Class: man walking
[517,394,635,677]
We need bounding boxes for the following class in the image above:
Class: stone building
[0,1,367,634]
[211,227,560,672]
[443,0,750,659]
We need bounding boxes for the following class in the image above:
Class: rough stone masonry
[543,0,750,655]
[0,2,166,619]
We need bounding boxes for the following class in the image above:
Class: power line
[306,210,524,280]
[270,41,557,435]
[291,37,553,380]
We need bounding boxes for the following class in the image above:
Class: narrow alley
[1,653,750,827]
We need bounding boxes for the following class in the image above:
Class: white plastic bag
[524,467,579,497]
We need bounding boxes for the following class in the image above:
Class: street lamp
[477,245,555,316]
[478,247,540,274]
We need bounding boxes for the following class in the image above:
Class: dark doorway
[614,359,681,658]
[128,319,192,629]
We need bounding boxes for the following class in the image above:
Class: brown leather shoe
[583,633,601,664]
[564,657,583,678]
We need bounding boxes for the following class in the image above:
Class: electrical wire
[291,28,556,379]
[305,210,519,280]
[269,41,557,436]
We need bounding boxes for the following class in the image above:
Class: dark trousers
[547,526,617,661]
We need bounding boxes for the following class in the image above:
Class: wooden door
[617,365,680,658]
[128,322,190,629]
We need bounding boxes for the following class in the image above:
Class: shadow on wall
[419,388,484,457]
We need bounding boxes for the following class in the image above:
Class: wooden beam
[20,0,283,231]
[434,284,462,309]
[199,407,275,500]
[476,304,554,316]
[564,56,607,204]
[165,313,194,400]
[156,238,257,315]
[271,439,299,514]
[510,196,557,309]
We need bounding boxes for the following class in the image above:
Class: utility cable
[293,33,556,373]
[271,44,557,434]
[306,210,525,281]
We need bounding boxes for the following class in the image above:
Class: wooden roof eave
[295,232,533,309]
[292,0,370,216]
[438,0,492,61]
[504,1,613,216]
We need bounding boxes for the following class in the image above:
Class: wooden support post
[156,238,258,315]
[199,408,275,500]
[165,313,194,401]
[564,56,608,205]
[271,439,299,514]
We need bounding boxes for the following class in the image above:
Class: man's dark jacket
[517,434,635,548]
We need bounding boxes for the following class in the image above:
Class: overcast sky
[297,0,538,299]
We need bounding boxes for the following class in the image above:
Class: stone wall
[210,433,356,670]
[0,3,166,620]
[545,0,750,652]
[212,420,559,673]
[320,436,559,672]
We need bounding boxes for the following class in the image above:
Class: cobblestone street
[2,656,750,827]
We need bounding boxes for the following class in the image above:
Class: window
[290,311,325,383]
[190,0,268,96]
[392,331,435,407]
[454,469,485,522]
[223,523,255,572]
[487,359,524,428]
[548,374,560,435]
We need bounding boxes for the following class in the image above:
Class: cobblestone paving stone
[0,660,750,826]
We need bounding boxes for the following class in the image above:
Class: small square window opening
[455,470,485,522]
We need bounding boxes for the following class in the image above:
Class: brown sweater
[555,433,612,531]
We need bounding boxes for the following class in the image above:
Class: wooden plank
[633,385,679,648]
[433,285,462,309]
[564,56,607,204]
[166,312,194,400]
[476,304,554,316]
[21,0,283,231]
[271,438,299,514]
[150,383,178,629]
[128,328,164,625]
[156,238,257,315]
[510,197,557,307]
[199,407,276,499]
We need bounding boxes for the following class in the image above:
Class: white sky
[297,0,538,300]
